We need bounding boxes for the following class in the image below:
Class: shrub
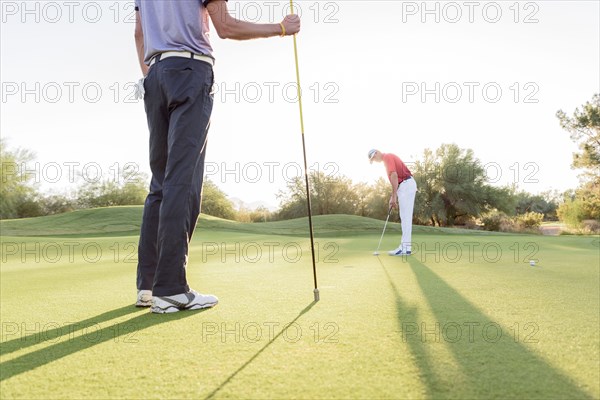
[482,211,513,232]
[557,198,585,228]
[463,217,481,230]
[482,211,546,233]
[582,219,600,234]
[515,212,544,229]
[16,198,44,218]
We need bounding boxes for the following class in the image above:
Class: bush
[482,211,545,233]
[77,180,147,208]
[557,198,585,228]
[515,212,544,229]
[463,217,481,230]
[514,191,558,221]
[557,181,600,228]
[41,195,77,216]
[582,219,600,234]
[234,206,274,223]
[482,211,514,232]
[16,198,44,218]
[201,180,236,220]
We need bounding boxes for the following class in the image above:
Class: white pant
[397,177,417,252]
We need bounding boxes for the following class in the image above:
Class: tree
[77,172,148,208]
[556,94,600,226]
[234,204,275,223]
[0,139,40,219]
[40,194,77,216]
[275,175,310,220]
[513,191,558,220]
[364,178,395,220]
[557,181,600,224]
[276,171,358,220]
[201,180,236,220]
[354,182,370,217]
[351,178,393,220]
[248,206,273,222]
[311,171,358,215]
[413,148,446,226]
[413,144,514,226]
[556,94,600,175]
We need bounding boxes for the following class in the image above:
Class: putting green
[1,207,598,399]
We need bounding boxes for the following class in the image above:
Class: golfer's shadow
[375,257,439,398]
[0,305,198,382]
[203,301,317,400]
[378,256,593,398]
[0,305,136,358]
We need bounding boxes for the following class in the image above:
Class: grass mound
[1,206,507,238]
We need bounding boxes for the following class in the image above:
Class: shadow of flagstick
[0,307,201,382]
[204,301,317,400]
[407,257,593,399]
[375,256,439,398]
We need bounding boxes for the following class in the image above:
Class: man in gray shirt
[134,0,300,313]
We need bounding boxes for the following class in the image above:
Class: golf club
[290,0,319,302]
[373,207,393,256]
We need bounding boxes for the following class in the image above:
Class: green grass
[1,207,599,399]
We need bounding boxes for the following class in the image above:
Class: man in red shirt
[368,149,417,256]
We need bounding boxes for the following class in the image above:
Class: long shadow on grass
[204,301,317,400]
[376,257,439,398]
[0,305,137,357]
[0,306,200,382]
[406,257,592,398]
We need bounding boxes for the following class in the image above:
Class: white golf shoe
[135,290,153,307]
[388,248,412,256]
[151,289,218,314]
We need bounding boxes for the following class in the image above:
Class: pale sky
[1,1,599,209]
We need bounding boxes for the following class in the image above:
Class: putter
[373,207,393,256]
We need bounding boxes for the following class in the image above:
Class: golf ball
[529,260,536,266]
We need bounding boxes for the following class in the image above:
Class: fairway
[1,207,599,399]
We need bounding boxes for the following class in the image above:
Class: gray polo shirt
[135,0,223,64]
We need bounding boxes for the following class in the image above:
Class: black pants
[137,57,214,297]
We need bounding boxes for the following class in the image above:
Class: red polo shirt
[383,153,412,184]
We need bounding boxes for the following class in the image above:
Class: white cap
[368,149,378,163]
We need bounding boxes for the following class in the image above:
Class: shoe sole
[187,302,218,310]
[135,297,153,307]
[150,301,218,314]
[151,305,181,314]
[136,292,153,307]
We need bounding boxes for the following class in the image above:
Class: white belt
[149,51,214,67]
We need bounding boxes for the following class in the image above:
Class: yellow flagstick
[289,0,319,302]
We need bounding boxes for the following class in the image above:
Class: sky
[1,0,599,209]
